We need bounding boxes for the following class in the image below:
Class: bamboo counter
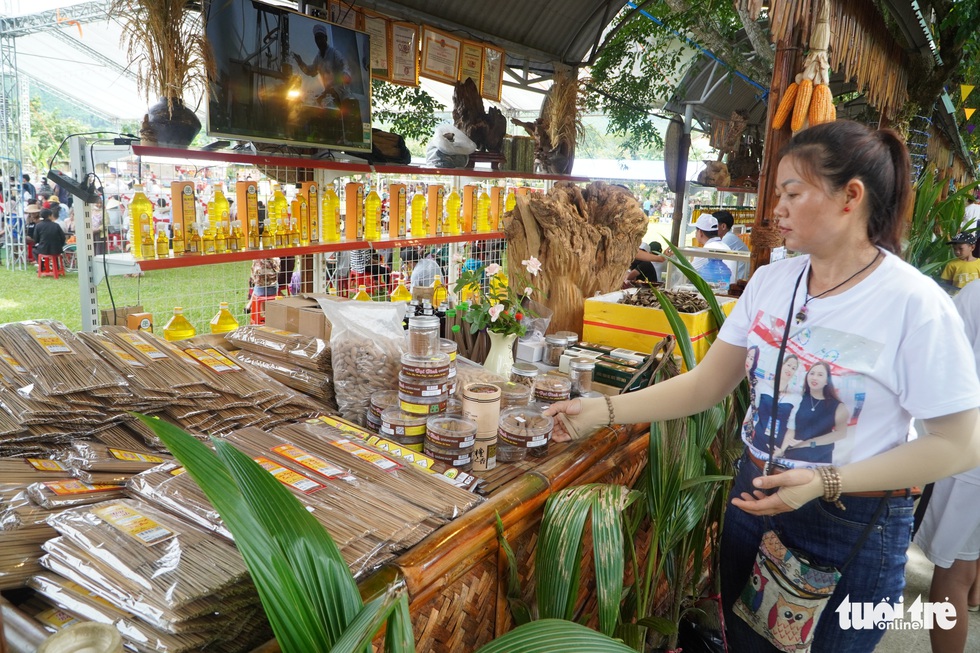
[252,423,651,653]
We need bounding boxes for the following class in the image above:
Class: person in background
[715,209,749,281]
[544,120,980,652]
[690,213,736,282]
[626,241,666,284]
[941,232,980,291]
[33,207,65,260]
[965,195,980,228]
[21,174,36,203]
[292,23,352,107]
[37,176,53,196]
[915,277,980,653]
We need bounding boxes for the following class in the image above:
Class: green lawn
[0,261,252,332]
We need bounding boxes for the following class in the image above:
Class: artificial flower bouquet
[452,257,541,337]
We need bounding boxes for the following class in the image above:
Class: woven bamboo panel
[409,556,498,652]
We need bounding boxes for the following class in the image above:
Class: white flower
[488,304,504,322]
[522,257,542,275]
[524,286,533,297]
[485,263,502,276]
[451,253,465,264]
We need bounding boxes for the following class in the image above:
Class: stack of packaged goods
[39,498,268,652]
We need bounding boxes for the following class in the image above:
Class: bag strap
[765,263,892,574]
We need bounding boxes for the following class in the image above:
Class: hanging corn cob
[783,0,835,131]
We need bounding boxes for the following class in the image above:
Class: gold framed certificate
[459,40,484,87]
[363,10,391,80]
[390,21,420,86]
[481,45,505,102]
[327,0,363,30]
[420,26,461,84]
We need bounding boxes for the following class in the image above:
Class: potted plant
[113,0,210,147]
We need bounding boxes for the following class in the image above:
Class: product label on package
[271,444,351,480]
[186,348,235,372]
[36,608,80,629]
[0,346,28,372]
[92,503,174,546]
[330,439,401,471]
[118,333,169,360]
[205,348,244,371]
[258,326,295,337]
[24,324,71,355]
[253,456,324,494]
[44,480,120,496]
[105,341,144,366]
[27,458,67,472]
[109,448,165,464]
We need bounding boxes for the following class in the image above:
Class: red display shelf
[135,232,505,271]
[130,145,588,183]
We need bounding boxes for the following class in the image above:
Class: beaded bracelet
[604,395,616,426]
[817,465,846,511]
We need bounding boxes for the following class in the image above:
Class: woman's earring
[843,206,851,213]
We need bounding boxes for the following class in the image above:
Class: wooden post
[670,103,695,247]
[751,36,803,273]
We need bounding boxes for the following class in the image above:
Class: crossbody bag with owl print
[733,267,889,652]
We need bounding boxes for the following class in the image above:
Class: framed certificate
[420,26,461,84]
[363,10,391,80]
[390,22,420,86]
[327,0,363,30]
[459,41,484,87]
[481,45,505,102]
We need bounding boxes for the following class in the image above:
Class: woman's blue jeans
[721,454,915,652]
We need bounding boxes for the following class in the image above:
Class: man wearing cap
[942,232,980,290]
[292,23,352,107]
[713,210,749,281]
[690,214,737,282]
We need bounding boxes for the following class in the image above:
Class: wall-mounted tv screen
[205,0,372,152]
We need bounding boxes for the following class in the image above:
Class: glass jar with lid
[554,331,579,348]
[510,362,539,387]
[568,358,596,398]
[408,315,441,357]
[543,335,567,367]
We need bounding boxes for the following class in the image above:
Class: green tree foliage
[26,97,92,171]
[371,79,445,144]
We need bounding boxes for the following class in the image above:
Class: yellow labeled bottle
[328,285,338,296]
[215,225,228,254]
[155,226,169,259]
[288,217,301,247]
[186,225,201,255]
[207,197,217,231]
[172,220,185,256]
[275,219,286,248]
[476,191,491,232]
[353,284,372,302]
[444,190,461,235]
[203,226,216,255]
[432,274,448,307]
[232,220,246,251]
[261,214,275,249]
[322,188,341,242]
[209,301,239,334]
[410,192,427,237]
[269,186,287,233]
[364,190,382,241]
[163,307,196,342]
[390,278,412,302]
[129,184,153,259]
[213,184,230,235]
[504,188,517,213]
[140,224,155,260]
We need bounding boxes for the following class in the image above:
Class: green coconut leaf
[651,288,695,370]
[474,619,637,653]
[495,513,533,626]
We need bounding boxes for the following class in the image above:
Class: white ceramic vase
[484,331,517,378]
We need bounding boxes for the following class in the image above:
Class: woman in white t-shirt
[545,120,980,652]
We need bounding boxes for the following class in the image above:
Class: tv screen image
[206,0,373,152]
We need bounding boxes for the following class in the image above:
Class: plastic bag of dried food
[318,300,404,424]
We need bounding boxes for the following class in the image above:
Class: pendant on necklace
[795,306,808,324]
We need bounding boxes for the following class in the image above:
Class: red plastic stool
[247,294,276,325]
[37,254,66,279]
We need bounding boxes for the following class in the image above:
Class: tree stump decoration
[452,78,507,153]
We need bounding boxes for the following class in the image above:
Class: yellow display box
[583,290,737,369]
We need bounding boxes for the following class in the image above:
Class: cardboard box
[236,181,260,249]
[427,185,445,236]
[298,307,329,340]
[461,185,478,233]
[264,296,318,333]
[126,312,153,333]
[345,182,363,241]
[489,186,505,230]
[583,290,736,370]
[301,182,320,243]
[171,182,195,254]
[101,305,144,327]
[388,183,407,238]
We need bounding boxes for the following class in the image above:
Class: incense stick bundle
[95,423,165,452]
[1,485,65,530]
[225,325,331,372]
[46,498,250,609]
[232,349,335,404]
[0,457,72,484]
[64,441,171,474]
[27,480,127,509]
[0,321,127,395]
[0,535,44,589]
[99,327,217,393]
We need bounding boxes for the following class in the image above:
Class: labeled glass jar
[425,415,478,450]
[568,358,596,398]
[543,335,567,367]
[533,374,572,406]
[369,390,400,426]
[510,362,539,387]
[401,352,451,380]
[408,315,441,357]
[398,371,450,415]
[497,406,553,452]
[493,381,532,409]
[496,442,527,463]
[380,408,428,451]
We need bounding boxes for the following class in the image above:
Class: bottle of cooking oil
[214,223,227,253]
[171,219,185,256]
[140,223,155,260]
[203,225,216,255]
[163,307,196,341]
[410,192,426,237]
[186,224,201,255]
[432,274,448,307]
[390,278,412,302]
[230,220,245,252]
[322,187,341,242]
[212,183,230,232]
[444,190,461,235]
[209,301,239,334]
[206,195,217,232]
[261,217,274,249]
[270,186,287,234]
[364,190,382,241]
[288,217,301,247]
[476,191,491,232]
[353,284,372,301]
[504,188,517,213]
[129,184,153,259]
[155,225,169,259]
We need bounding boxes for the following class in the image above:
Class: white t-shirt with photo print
[719,249,980,469]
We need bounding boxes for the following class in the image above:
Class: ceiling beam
[0,1,112,38]
[58,31,137,82]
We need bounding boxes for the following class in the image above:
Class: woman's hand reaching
[543,397,610,442]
